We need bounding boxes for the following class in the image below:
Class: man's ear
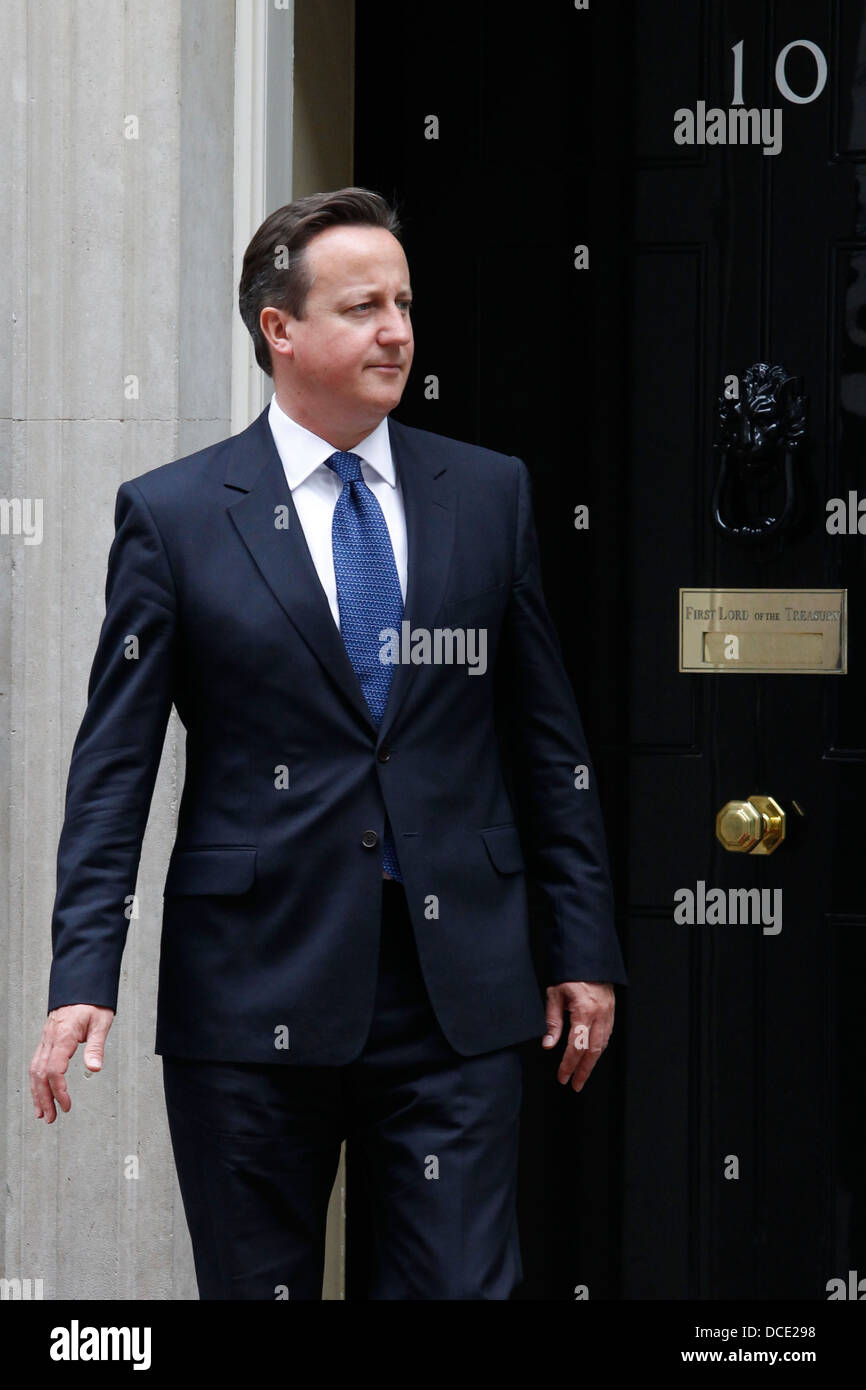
[260,306,293,362]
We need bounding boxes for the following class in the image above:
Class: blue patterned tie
[325,450,404,881]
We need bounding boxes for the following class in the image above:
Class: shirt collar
[267,394,396,490]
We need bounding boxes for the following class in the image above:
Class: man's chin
[364,380,405,408]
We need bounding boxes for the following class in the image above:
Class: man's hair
[238,186,403,377]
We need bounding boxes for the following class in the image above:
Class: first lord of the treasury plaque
[678,589,847,674]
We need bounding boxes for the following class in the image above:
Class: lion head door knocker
[713,363,807,551]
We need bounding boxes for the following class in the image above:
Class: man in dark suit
[30,187,626,1299]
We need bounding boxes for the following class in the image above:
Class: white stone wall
[3,0,237,1300]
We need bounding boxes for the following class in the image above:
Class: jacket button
[377,747,391,762]
[361,830,379,848]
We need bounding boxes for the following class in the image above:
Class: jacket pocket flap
[163,847,257,896]
[480,824,525,874]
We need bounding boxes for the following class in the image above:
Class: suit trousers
[162,878,525,1300]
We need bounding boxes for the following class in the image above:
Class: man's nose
[378,307,412,343]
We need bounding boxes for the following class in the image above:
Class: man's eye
[350,301,412,312]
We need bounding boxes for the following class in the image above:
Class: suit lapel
[224,407,456,743]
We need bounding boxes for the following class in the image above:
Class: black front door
[620,0,865,1300]
[351,0,866,1300]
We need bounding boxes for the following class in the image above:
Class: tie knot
[325,450,364,484]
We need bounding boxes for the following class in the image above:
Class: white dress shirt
[267,393,408,630]
[267,394,409,879]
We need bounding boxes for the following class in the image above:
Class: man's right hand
[29,1005,115,1123]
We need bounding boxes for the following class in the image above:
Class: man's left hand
[542,981,615,1092]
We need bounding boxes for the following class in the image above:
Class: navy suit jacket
[47,406,627,1063]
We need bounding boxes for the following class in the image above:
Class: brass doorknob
[716,795,786,855]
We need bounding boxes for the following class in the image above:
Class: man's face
[265,224,414,445]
